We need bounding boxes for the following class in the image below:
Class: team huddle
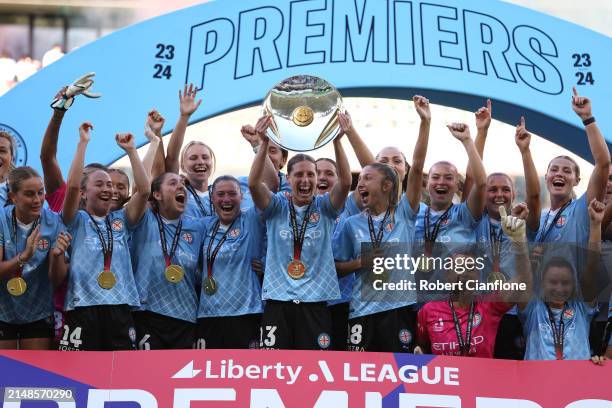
[0,82,610,363]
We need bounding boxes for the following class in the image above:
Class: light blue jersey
[333,197,417,319]
[0,182,8,207]
[415,202,478,244]
[534,194,588,244]
[184,185,213,218]
[262,192,340,302]
[197,207,265,317]
[64,209,140,310]
[239,172,291,210]
[329,192,361,307]
[0,206,62,324]
[520,299,596,360]
[130,209,206,323]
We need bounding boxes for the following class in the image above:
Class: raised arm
[165,84,202,174]
[48,231,71,289]
[447,123,486,219]
[329,133,352,211]
[406,95,430,211]
[572,87,611,203]
[142,109,166,180]
[62,122,91,224]
[515,116,541,232]
[248,116,274,210]
[241,119,279,192]
[462,99,491,203]
[40,88,67,194]
[339,111,375,168]
[500,204,532,308]
[581,199,605,304]
[119,133,151,226]
[0,226,40,280]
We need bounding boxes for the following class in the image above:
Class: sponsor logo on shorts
[248,340,259,349]
[182,232,193,243]
[111,219,124,232]
[38,238,50,251]
[399,329,412,345]
[317,332,331,349]
[229,228,240,238]
[128,327,137,344]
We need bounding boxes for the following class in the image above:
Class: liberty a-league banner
[1,0,612,172]
[0,350,611,407]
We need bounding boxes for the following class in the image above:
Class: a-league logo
[317,333,331,349]
[399,329,412,344]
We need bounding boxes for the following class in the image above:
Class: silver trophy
[263,75,343,152]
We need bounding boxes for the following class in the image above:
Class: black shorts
[347,305,417,352]
[133,311,195,350]
[329,302,349,351]
[196,313,261,349]
[494,314,525,360]
[61,305,136,351]
[0,317,54,340]
[260,300,332,350]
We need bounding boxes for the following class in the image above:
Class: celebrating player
[333,95,430,352]
[130,172,205,349]
[0,167,69,350]
[58,122,150,351]
[248,115,351,350]
[196,175,265,349]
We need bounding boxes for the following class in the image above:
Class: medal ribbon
[449,300,476,356]
[424,205,453,255]
[206,218,237,279]
[489,221,504,272]
[155,212,183,268]
[185,183,213,216]
[12,208,40,278]
[367,208,390,249]
[288,198,313,261]
[546,303,567,360]
[87,214,113,272]
[536,199,572,243]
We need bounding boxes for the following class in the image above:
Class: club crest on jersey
[563,308,574,319]
[229,228,240,238]
[385,222,394,232]
[309,212,320,223]
[111,219,124,232]
[433,318,444,332]
[472,312,482,328]
[317,332,331,349]
[441,217,450,226]
[555,215,566,227]
[37,238,50,251]
[182,232,193,244]
[399,329,412,344]
[128,327,136,344]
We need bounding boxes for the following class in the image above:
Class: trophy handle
[314,107,340,148]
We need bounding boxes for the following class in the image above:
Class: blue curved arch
[0,0,610,174]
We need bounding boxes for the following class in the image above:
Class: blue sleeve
[518,299,537,329]
[0,212,5,246]
[458,202,479,229]
[575,193,589,230]
[129,207,152,232]
[319,192,340,219]
[396,195,417,222]
[246,206,265,236]
[333,220,355,262]
[262,192,283,220]
[64,210,84,234]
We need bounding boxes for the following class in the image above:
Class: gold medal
[7,277,27,296]
[98,270,116,289]
[204,276,217,295]
[292,106,314,127]
[417,255,433,273]
[487,271,507,284]
[164,264,185,283]
[287,260,306,279]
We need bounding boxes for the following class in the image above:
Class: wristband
[582,117,595,126]
[17,253,25,267]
